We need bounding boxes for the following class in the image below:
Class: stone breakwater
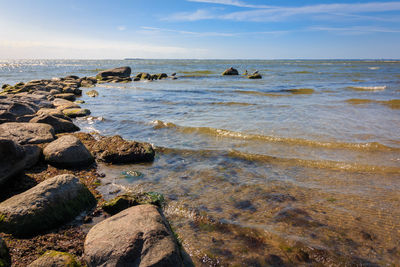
[0,67,192,266]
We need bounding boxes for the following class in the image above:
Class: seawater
[1,59,400,265]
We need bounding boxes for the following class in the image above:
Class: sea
[1,59,400,266]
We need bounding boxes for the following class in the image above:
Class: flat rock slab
[90,135,155,164]
[0,122,55,145]
[43,135,94,168]
[28,250,80,267]
[0,237,11,267]
[30,114,79,133]
[62,108,91,118]
[84,204,183,267]
[96,66,131,79]
[0,174,96,236]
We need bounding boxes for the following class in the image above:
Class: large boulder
[0,174,96,236]
[84,204,183,267]
[28,250,80,267]
[0,140,40,185]
[89,135,154,164]
[0,122,55,145]
[30,114,79,134]
[43,135,94,168]
[96,66,131,79]
[222,67,239,75]
[0,237,11,267]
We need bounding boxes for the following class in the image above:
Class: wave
[151,120,398,152]
[347,86,386,91]
[210,101,256,106]
[346,99,400,109]
[234,88,314,97]
[368,67,380,70]
[156,147,400,173]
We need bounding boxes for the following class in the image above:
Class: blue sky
[0,0,399,59]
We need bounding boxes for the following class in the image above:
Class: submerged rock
[96,66,131,79]
[89,135,155,164]
[43,135,94,168]
[62,108,91,118]
[0,174,96,236]
[86,90,99,97]
[102,192,165,215]
[84,204,183,267]
[28,250,80,267]
[248,73,262,79]
[0,237,11,267]
[222,67,239,75]
[0,122,55,145]
[30,114,80,133]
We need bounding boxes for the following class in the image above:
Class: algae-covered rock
[84,204,183,267]
[157,73,168,79]
[248,73,262,79]
[222,67,239,75]
[86,90,99,97]
[0,174,96,236]
[89,135,155,164]
[28,250,81,267]
[62,108,91,118]
[43,135,94,168]
[102,192,165,215]
[0,122,55,145]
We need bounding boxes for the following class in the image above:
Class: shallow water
[2,59,400,265]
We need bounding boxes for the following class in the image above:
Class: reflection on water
[2,59,400,265]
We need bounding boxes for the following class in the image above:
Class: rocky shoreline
[0,66,193,266]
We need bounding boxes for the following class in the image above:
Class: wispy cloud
[117,25,126,31]
[140,26,289,37]
[187,0,273,9]
[309,26,400,35]
[171,1,400,22]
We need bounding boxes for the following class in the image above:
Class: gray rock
[0,237,11,267]
[96,66,131,79]
[36,108,72,121]
[52,98,80,110]
[28,250,80,267]
[0,139,26,185]
[7,102,37,117]
[54,93,76,101]
[222,67,239,75]
[0,174,96,236]
[43,135,94,168]
[0,122,55,145]
[84,204,183,267]
[0,111,16,124]
[30,114,79,133]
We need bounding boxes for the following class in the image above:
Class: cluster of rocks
[95,66,177,83]
[0,67,188,266]
[222,67,262,79]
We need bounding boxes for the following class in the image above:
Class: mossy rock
[28,250,81,267]
[157,73,168,80]
[62,108,91,118]
[102,192,165,215]
[86,90,99,97]
[0,237,11,267]
[248,73,262,79]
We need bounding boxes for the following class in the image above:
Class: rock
[54,93,76,101]
[0,237,11,267]
[36,108,72,121]
[89,135,154,164]
[53,99,80,110]
[80,78,96,88]
[23,144,41,169]
[274,207,321,227]
[43,135,94,168]
[84,205,183,267]
[0,111,16,124]
[30,114,79,134]
[28,250,80,267]
[136,72,150,80]
[248,73,262,79]
[62,108,91,118]
[0,122,55,145]
[15,114,36,122]
[0,174,96,236]
[86,90,99,97]
[7,102,37,117]
[157,73,168,79]
[65,75,80,80]
[222,67,239,75]
[96,66,131,80]
[0,139,26,185]
[102,192,165,215]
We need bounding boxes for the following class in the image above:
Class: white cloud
[309,26,400,35]
[117,25,126,31]
[173,2,400,22]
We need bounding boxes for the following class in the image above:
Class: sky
[0,0,400,59]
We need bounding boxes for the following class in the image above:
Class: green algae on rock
[102,192,165,215]
[248,73,262,79]
[85,90,99,98]
[62,108,91,118]
[28,250,81,267]
[0,174,96,237]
